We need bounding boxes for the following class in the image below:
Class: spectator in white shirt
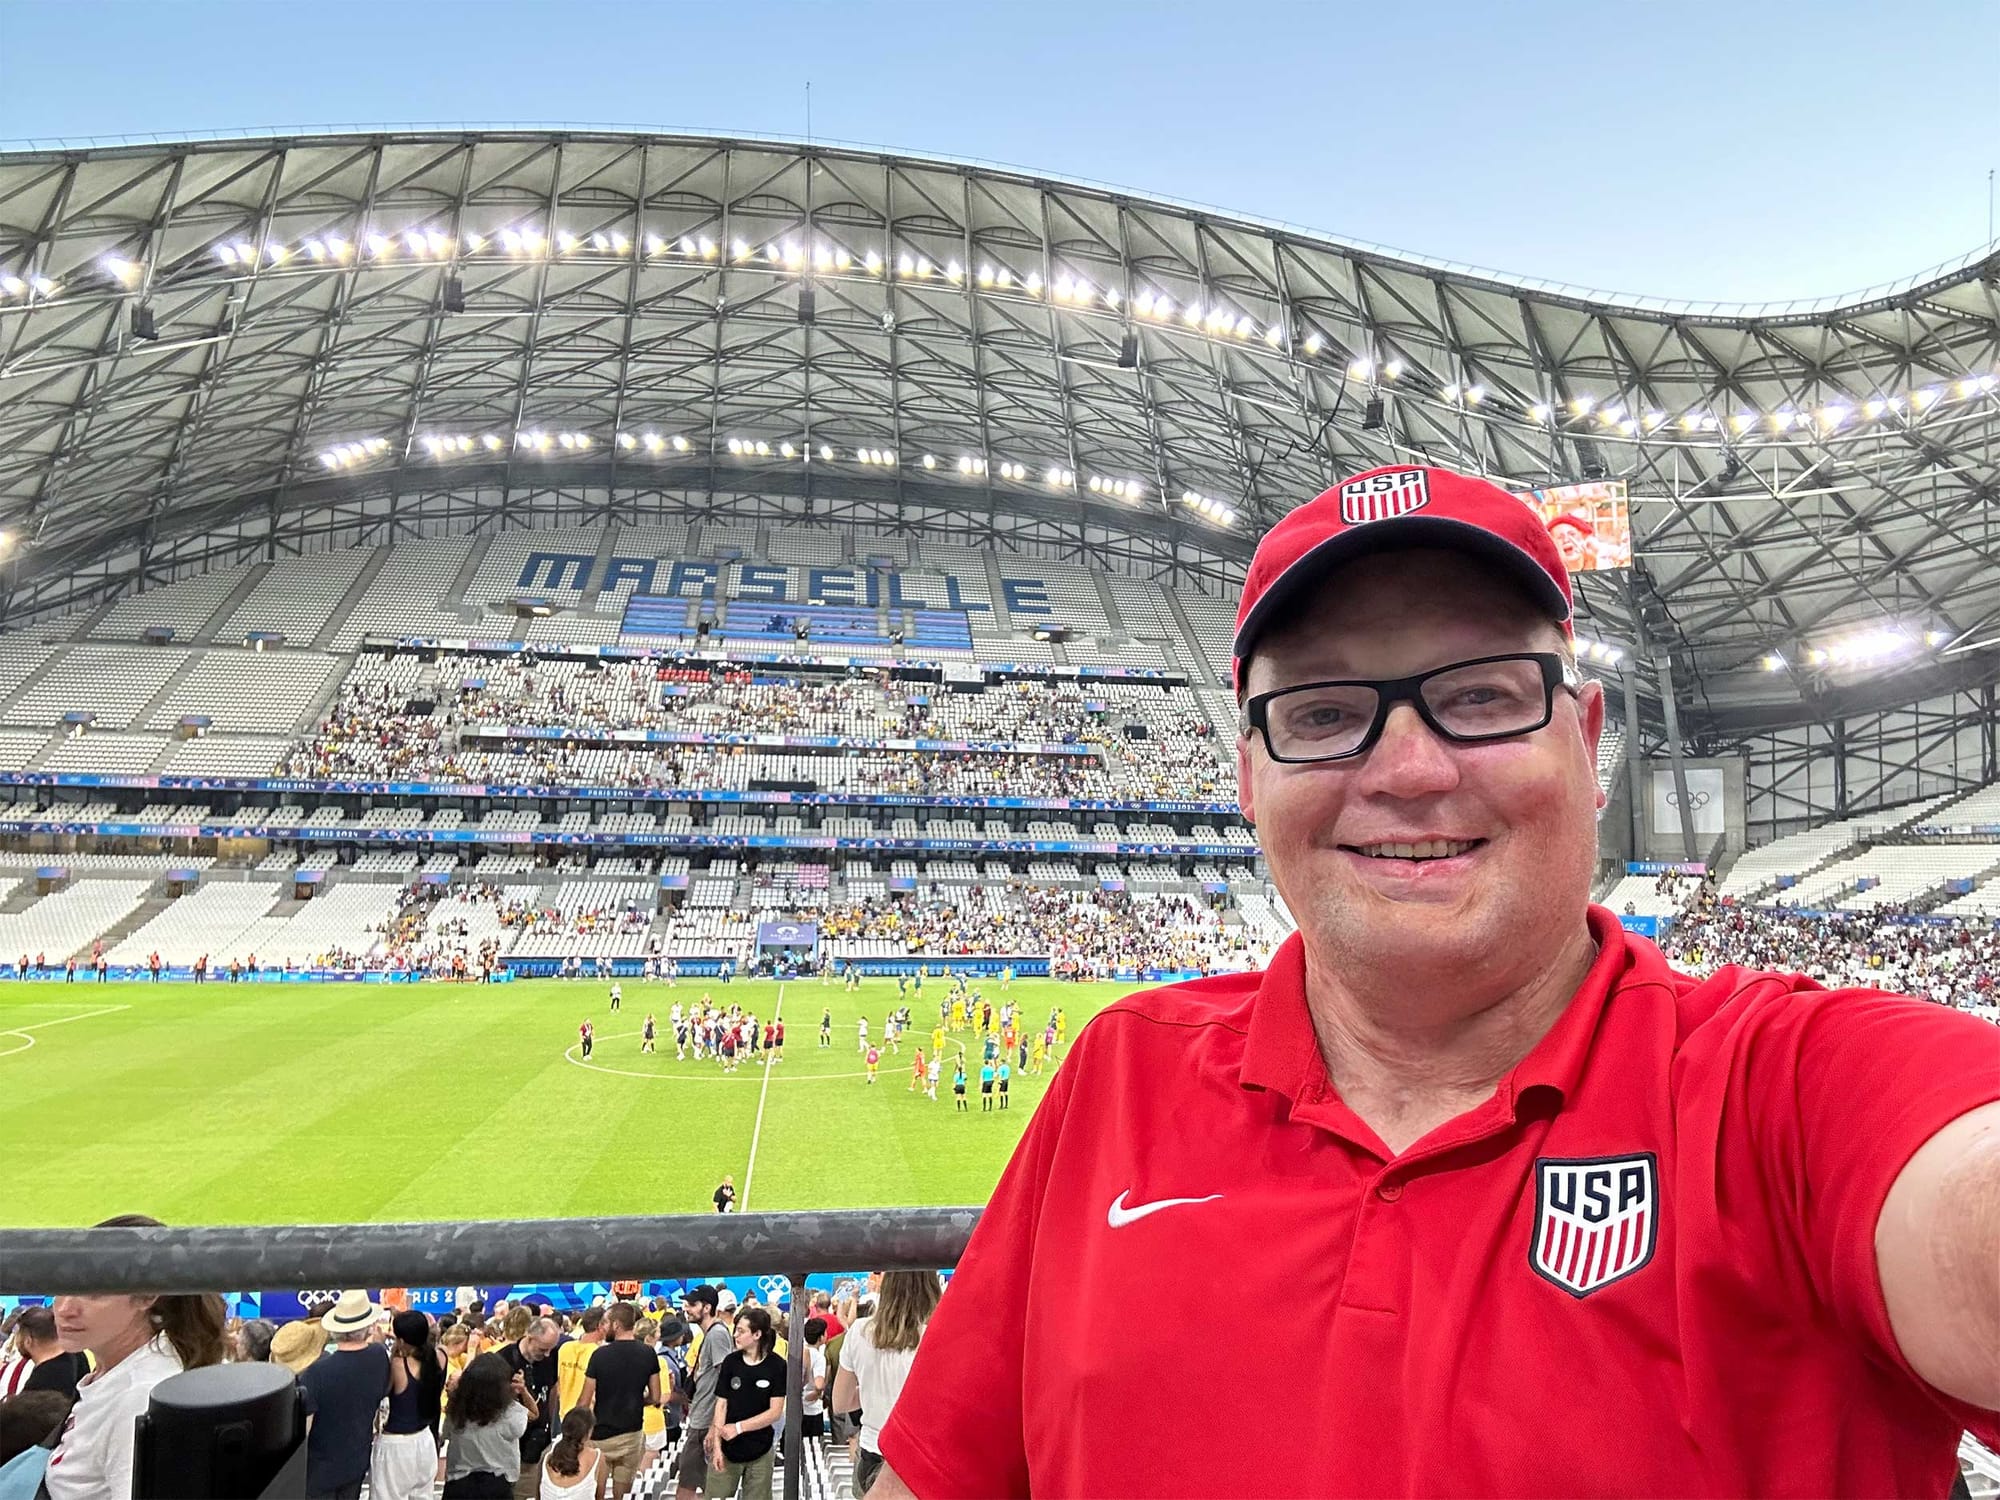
[828,1273,940,1500]
[43,1215,227,1500]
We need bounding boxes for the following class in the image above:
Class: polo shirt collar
[1238,906,1637,1119]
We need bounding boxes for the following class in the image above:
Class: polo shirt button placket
[1375,1180,1403,1203]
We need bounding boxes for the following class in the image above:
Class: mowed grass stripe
[0,976,1122,1228]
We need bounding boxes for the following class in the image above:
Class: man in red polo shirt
[874,463,2000,1497]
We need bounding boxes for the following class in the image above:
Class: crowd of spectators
[279,655,1236,802]
[811,887,1268,974]
[1661,901,1999,1012]
[2,1277,935,1500]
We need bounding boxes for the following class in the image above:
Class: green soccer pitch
[0,975,1136,1229]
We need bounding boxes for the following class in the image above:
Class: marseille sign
[516,552,1057,617]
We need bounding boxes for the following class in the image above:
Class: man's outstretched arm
[1876,1099,2000,1409]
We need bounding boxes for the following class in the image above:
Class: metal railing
[0,1208,980,1500]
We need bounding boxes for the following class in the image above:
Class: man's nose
[1356,702,1462,795]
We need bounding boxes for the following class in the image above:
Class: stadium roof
[0,129,1995,727]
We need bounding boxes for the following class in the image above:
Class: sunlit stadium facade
[0,129,1996,838]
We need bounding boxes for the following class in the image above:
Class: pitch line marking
[0,1003,132,1060]
[739,984,784,1213]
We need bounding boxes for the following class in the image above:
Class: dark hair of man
[578,1306,606,1335]
[803,1317,827,1346]
[604,1302,637,1335]
[0,1390,72,1466]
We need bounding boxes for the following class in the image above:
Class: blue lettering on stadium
[600,556,658,593]
[517,552,595,591]
[1002,578,1052,615]
[808,567,858,604]
[735,563,789,601]
[666,560,720,598]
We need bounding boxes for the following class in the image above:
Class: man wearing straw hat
[297,1290,390,1500]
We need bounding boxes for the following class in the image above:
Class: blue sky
[1,0,1993,303]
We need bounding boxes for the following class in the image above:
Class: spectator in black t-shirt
[703,1307,786,1500]
[298,1296,391,1500]
[9,1308,87,1403]
[713,1176,736,1213]
[577,1302,659,1500]
[499,1317,561,1499]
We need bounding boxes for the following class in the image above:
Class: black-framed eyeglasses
[1241,652,1581,764]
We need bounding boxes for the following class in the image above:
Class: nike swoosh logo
[1106,1190,1224,1228]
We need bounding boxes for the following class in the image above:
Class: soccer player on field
[952,1060,967,1112]
[579,1019,592,1059]
[609,981,621,1011]
[865,1045,880,1085]
[820,1005,832,1046]
[931,1024,946,1059]
[856,1016,869,1053]
[926,1054,941,1101]
[641,1014,656,1054]
[910,1048,926,1092]
[870,464,2000,1500]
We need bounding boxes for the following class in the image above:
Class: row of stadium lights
[12,235,1996,442]
[1350,357,2000,437]
[1763,626,1950,673]
[368,430,1195,522]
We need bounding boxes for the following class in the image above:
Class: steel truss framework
[0,131,1996,742]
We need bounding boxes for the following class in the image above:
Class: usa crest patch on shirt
[1530,1152,1658,1297]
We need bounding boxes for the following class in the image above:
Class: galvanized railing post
[783,1271,808,1500]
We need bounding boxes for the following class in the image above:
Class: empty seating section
[1601,874,1700,920]
[159,736,292,776]
[39,732,167,773]
[1773,844,2000,912]
[210,550,374,643]
[214,884,401,965]
[507,879,656,957]
[1922,783,2000,830]
[0,878,152,961]
[1175,592,1236,684]
[148,651,339,732]
[698,522,761,557]
[1717,793,1963,899]
[0,729,48,769]
[3,647,183,728]
[330,540,472,647]
[108,884,281,963]
[1596,726,1626,792]
[94,570,244,642]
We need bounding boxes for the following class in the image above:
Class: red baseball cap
[1232,463,1574,684]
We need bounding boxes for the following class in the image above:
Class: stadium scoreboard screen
[1516,480,1632,573]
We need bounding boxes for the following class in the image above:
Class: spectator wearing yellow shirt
[555,1306,605,1414]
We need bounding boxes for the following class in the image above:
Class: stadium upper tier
[1,131,1996,725]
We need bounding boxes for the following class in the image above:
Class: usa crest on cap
[1338,467,1431,524]
[1530,1152,1658,1297]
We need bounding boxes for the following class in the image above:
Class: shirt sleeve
[877,1048,1082,1499]
[1726,982,2000,1418]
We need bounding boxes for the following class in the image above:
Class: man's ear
[1235,722,1257,827]
[1577,678,1608,810]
